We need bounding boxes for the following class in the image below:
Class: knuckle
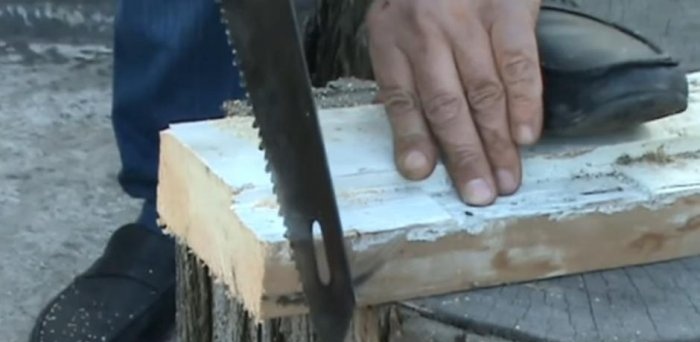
[500,52,542,104]
[480,126,514,156]
[501,52,537,85]
[423,92,464,126]
[365,11,383,32]
[466,81,505,113]
[471,111,514,159]
[408,1,434,20]
[450,144,485,169]
[381,86,421,115]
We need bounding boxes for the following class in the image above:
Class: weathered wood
[160,72,700,321]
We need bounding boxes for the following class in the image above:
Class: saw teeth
[218,0,290,268]
[231,49,240,67]
[277,206,285,218]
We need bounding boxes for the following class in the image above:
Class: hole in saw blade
[312,220,332,286]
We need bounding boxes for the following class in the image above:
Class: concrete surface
[0,41,142,342]
[0,1,114,43]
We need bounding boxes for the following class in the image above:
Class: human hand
[366,0,543,206]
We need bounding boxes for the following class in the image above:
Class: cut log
[158,72,700,321]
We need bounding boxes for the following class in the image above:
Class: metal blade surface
[218,0,356,340]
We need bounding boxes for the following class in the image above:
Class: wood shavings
[222,100,253,117]
[616,146,700,166]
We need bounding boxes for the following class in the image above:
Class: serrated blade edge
[217,0,356,340]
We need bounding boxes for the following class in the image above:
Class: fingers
[368,35,438,180]
[452,23,522,195]
[365,0,541,206]
[490,1,543,146]
[408,33,497,206]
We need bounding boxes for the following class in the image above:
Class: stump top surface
[408,255,700,342]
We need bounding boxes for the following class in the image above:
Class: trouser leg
[111,0,245,231]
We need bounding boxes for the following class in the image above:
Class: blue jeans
[111,0,246,232]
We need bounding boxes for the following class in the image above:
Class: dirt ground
[0,41,143,342]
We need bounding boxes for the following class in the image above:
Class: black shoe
[538,3,689,136]
[29,224,176,342]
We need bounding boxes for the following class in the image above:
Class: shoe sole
[543,65,689,137]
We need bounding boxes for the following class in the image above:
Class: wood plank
[158,72,700,320]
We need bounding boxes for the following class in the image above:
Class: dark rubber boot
[537,3,689,136]
[29,224,175,342]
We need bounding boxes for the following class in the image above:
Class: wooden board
[158,72,700,321]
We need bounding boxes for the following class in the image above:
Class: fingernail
[497,169,517,194]
[403,150,428,172]
[517,125,536,145]
[463,179,494,205]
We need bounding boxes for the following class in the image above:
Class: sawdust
[213,116,259,143]
[223,99,253,117]
[337,187,388,206]
[543,147,596,159]
[616,146,700,165]
[616,146,673,165]
[253,197,279,209]
[312,77,378,109]
[220,77,378,116]
[571,171,618,180]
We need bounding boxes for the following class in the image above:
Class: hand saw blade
[218,0,356,340]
